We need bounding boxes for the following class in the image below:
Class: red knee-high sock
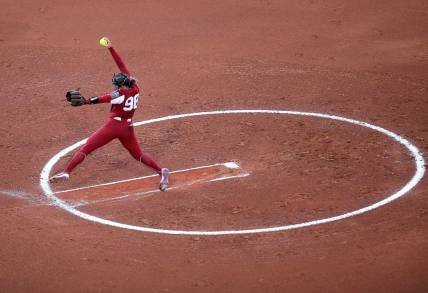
[140,153,162,174]
[64,152,87,174]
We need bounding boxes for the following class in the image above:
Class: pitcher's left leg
[50,120,118,182]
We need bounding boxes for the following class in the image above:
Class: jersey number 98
[123,94,139,111]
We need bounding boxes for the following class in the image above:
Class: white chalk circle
[40,110,425,235]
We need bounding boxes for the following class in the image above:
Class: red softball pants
[64,118,162,174]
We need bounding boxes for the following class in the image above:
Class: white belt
[113,117,132,122]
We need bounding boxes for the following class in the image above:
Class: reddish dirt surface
[1,0,428,292]
[57,163,246,205]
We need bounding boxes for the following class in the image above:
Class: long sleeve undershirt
[96,46,133,103]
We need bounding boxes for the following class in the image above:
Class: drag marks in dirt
[0,189,49,206]
[40,110,426,235]
[55,162,249,208]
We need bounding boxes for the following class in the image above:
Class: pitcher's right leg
[119,125,169,191]
[119,127,162,173]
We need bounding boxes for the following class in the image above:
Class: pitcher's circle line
[39,109,426,235]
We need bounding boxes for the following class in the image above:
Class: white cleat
[159,168,169,191]
[49,171,70,183]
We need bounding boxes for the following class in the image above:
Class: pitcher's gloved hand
[66,89,87,106]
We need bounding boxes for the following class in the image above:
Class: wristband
[89,96,99,104]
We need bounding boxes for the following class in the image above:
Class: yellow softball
[99,37,110,47]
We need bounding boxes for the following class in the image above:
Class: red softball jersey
[96,47,140,120]
[99,84,140,120]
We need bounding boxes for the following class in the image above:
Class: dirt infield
[1,0,428,292]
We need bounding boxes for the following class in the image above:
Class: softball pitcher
[50,37,169,191]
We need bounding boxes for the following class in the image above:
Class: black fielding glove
[65,89,87,106]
